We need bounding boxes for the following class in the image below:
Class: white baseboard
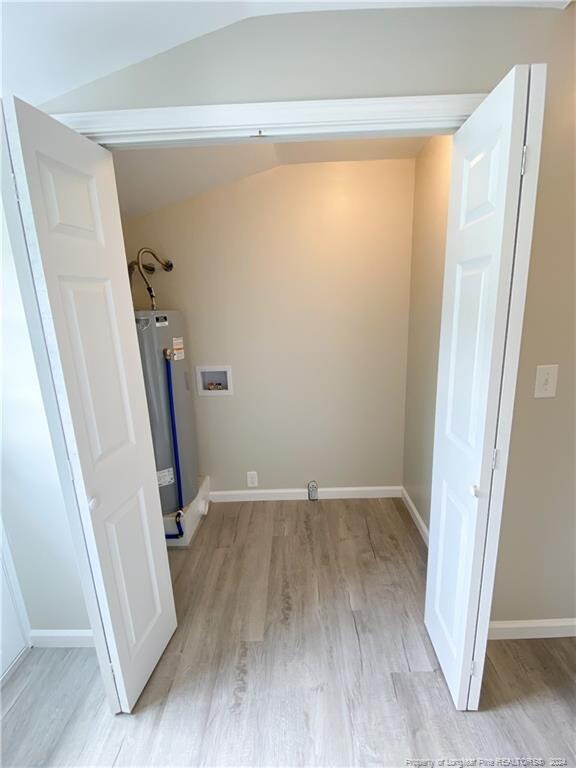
[165,475,210,547]
[29,629,94,648]
[209,486,403,503]
[400,488,429,546]
[488,618,576,640]
[1,647,30,684]
[210,488,306,503]
[397,494,573,640]
[320,486,403,500]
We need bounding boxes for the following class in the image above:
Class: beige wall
[405,119,576,621]
[403,136,453,527]
[124,160,415,491]
[55,7,575,621]
[43,8,575,114]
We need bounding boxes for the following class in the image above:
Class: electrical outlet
[534,364,559,399]
[247,471,258,488]
[308,480,319,501]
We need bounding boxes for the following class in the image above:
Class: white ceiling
[113,137,428,218]
[114,142,278,218]
[1,1,430,105]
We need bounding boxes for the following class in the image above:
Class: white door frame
[52,94,486,148]
[2,115,122,714]
[5,80,543,711]
[0,516,31,680]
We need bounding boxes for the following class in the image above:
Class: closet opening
[2,68,544,746]
[113,134,452,553]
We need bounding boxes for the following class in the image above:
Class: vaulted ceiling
[113,137,429,218]
[5,1,568,106]
[3,1,423,105]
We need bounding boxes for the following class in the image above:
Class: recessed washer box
[196,365,233,396]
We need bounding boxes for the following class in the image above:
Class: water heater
[135,310,199,521]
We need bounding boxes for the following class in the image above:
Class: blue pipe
[164,350,184,539]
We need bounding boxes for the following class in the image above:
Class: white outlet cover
[247,471,258,488]
[534,364,559,399]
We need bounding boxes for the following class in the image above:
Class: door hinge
[520,145,527,176]
[491,448,499,471]
[471,660,478,676]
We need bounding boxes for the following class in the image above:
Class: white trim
[29,630,95,648]
[320,485,403,499]
[209,485,403,503]
[52,94,487,149]
[466,64,547,708]
[1,647,31,684]
[1,520,32,644]
[488,618,576,640]
[0,523,31,682]
[400,488,430,546]
[211,488,307,502]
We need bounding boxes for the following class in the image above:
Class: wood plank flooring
[2,499,575,767]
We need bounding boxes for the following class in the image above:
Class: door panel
[59,276,135,462]
[5,97,176,712]
[446,255,490,448]
[104,489,161,653]
[460,140,501,227]
[37,153,104,240]
[434,482,468,653]
[426,66,532,710]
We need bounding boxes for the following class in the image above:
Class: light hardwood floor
[2,499,575,767]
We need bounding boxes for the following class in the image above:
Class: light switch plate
[534,364,559,399]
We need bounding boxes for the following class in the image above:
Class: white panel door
[426,66,543,710]
[5,97,176,712]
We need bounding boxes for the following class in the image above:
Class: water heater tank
[135,310,199,516]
